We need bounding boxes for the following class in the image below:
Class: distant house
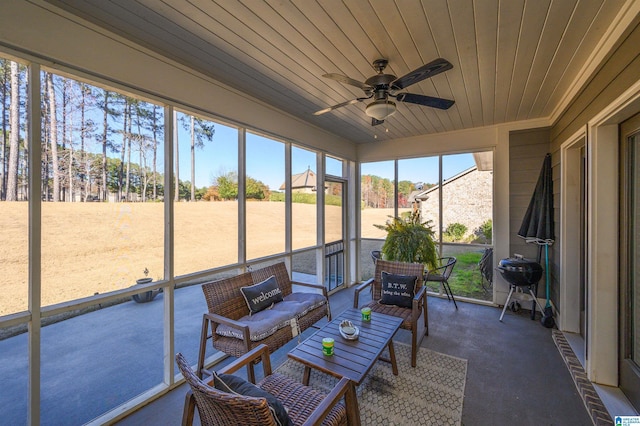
[279,167,321,193]
[412,166,493,241]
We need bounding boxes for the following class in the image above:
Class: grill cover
[497,257,543,286]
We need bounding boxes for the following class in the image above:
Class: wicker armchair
[353,259,427,367]
[178,345,355,426]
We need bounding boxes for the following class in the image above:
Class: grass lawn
[425,250,492,302]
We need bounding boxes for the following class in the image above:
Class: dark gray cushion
[380,271,417,308]
[216,293,327,342]
[212,372,293,426]
[241,275,284,315]
[216,308,292,341]
[280,293,326,318]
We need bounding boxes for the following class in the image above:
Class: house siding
[549,22,640,313]
[418,168,493,242]
[508,128,551,300]
[552,22,640,148]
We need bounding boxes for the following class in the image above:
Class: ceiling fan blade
[322,73,372,91]
[396,92,455,110]
[371,117,385,126]
[391,58,453,90]
[314,98,362,115]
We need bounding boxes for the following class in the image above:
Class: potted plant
[132,267,159,303]
[374,211,438,271]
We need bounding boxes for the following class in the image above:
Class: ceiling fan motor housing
[315,57,454,122]
[364,73,396,91]
[365,69,397,120]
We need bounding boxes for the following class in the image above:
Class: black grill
[497,257,543,287]
[498,256,545,322]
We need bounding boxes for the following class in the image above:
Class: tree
[78,83,96,201]
[212,171,268,200]
[361,174,397,208]
[174,112,179,202]
[202,185,220,201]
[246,176,268,200]
[123,98,132,200]
[96,90,119,201]
[397,180,414,207]
[150,105,162,200]
[131,99,155,202]
[181,115,215,201]
[216,171,238,200]
[1,59,9,199]
[46,72,60,202]
[6,61,19,201]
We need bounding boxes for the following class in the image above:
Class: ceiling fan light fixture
[365,100,396,120]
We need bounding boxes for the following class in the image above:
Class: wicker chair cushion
[280,293,327,318]
[216,308,293,341]
[259,373,347,426]
[380,271,418,308]
[362,300,414,330]
[213,372,293,426]
[216,294,327,342]
[240,275,284,315]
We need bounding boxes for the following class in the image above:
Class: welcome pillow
[241,275,283,315]
[380,271,417,308]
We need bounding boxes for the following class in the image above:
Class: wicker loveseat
[197,262,331,382]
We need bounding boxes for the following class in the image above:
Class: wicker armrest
[203,312,250,335]
[301,376,354,426]
[413,285,426,304]
[198,313,251,379]
[291,280,328,296]
[353,278,373,308]
[412,286,426,321]
[292,280,332,321]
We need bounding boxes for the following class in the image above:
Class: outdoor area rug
[275,343,467,425]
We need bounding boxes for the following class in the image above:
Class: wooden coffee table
[288,308,403,425]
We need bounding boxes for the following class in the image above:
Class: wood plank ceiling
[45,0,628,143]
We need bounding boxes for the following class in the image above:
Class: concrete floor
[118,287,593,426]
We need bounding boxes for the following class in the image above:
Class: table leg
[302,365,311,386]
[345,381,361,426]
[388,340,398,376]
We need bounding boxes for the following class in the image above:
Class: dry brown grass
[0,202,393,315]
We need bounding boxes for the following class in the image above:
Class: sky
[177,120,478,191]
[91,106,478,192]
[37,72,479,192]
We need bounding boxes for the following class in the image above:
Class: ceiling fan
[314,58,455,126]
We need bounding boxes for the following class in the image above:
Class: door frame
[560,128,587,335]
[324,176,347,294]
[582,79,640,386]
[619,114,640,408]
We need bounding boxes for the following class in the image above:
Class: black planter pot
[132,277,158,303]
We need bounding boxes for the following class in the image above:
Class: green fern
[374,211,438,271]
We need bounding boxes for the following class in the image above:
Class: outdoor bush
[444,223,467,242]
[269,192,340,206]
[475,219,492,243]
